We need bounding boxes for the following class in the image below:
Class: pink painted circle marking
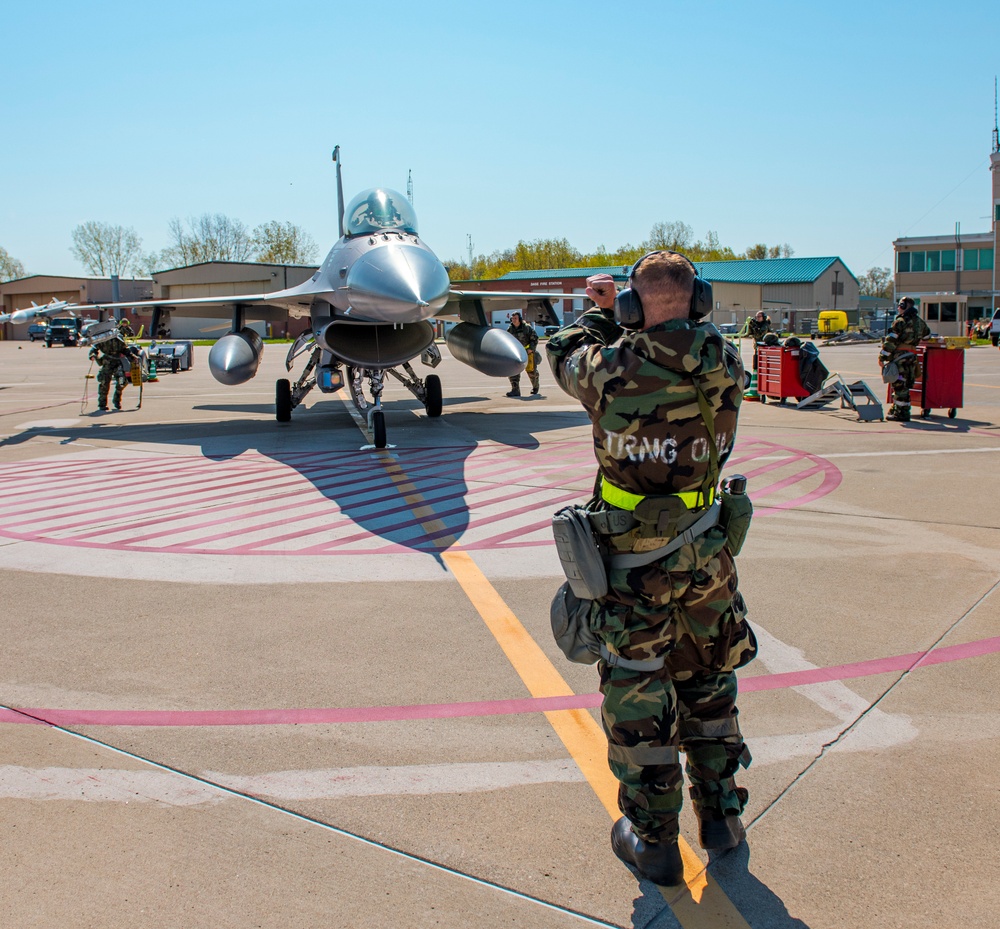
[0,439,839,554]
[3,634,996,728]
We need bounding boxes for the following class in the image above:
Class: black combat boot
[697,812,746,850]
[505,388,521,398]
[886,405,910,422]
[611,817,684,885]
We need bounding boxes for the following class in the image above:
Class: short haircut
[632,251,695,315]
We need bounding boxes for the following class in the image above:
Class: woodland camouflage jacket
[546,309,745,498]
[882,308,931,356]
[507,320,539,349]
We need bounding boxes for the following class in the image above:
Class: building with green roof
[460,256,860,331]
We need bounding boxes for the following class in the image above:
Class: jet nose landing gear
[367,408,387,449]
[423,373,442,418]
[346,366,388,449]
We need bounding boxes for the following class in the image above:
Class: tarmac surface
[1,335,998,928]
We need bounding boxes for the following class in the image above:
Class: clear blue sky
[3,0,998,280]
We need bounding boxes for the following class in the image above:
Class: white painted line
[747,626,918,767]
[0,760,585,805]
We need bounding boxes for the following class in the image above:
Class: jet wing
[54,293,274,314]
[42,277,335,320]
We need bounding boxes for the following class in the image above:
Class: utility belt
[551,475,751,590]
[589,476,716,536]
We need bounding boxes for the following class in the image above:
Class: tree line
[1,218,893,299]
[444,222,796,282]
[0,217,320,283]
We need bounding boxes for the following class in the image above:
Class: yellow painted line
[443,549,752,928]
[377,452,458,548]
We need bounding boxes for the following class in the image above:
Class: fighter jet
[52,148,574,447]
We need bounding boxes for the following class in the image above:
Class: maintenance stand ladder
[796,374,884,422]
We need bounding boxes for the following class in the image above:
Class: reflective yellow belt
[600,476,715,511]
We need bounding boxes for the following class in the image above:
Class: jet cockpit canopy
[344,188,418,236]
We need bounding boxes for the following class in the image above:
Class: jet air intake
[208,328,263,385]
[344,242,450,322]
[318,320,435,368]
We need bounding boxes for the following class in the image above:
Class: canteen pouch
[551,505,608,600]
[550,581,601,664]
[719,481,753,557]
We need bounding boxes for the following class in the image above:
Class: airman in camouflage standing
[880,297,931,422]
[745,310,771,371]
[547,252,757,886]
[89,325,138,412]
[505,312,540,397]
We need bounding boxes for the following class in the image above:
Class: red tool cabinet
[756,346,810,404]
[884,344,964,418]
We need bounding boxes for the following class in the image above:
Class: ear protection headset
[613,251,713,330]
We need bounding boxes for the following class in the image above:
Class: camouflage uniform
[745,315,771,370]
[547,308,756,844]
[746,316,771,343]
[90,336,134,411]
[880,307,931,421]
[507,318,540,395]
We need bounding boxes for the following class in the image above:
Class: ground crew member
[547,252,757,886]
[118,317,135,339]
[505,312,540,397]
[880,297,931,422]
[745,311,771,371]
[89,325,138,412]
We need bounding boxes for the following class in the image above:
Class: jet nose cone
[345,242,451,322]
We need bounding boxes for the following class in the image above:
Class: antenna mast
[407,170,413,205]
[993,76,999,154]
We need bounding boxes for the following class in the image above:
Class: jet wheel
[424,374,442,418]
[276,379,292,422]
[372,411,387,448]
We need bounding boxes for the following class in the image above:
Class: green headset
[613,251,713,330]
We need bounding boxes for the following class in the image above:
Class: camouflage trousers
[97,362,127,410]
[595,525,757,843]
[509,370,540,393]
[889,354,921,409]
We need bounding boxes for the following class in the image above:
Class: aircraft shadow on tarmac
[3,406,593,559]
[629,844,811,929]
